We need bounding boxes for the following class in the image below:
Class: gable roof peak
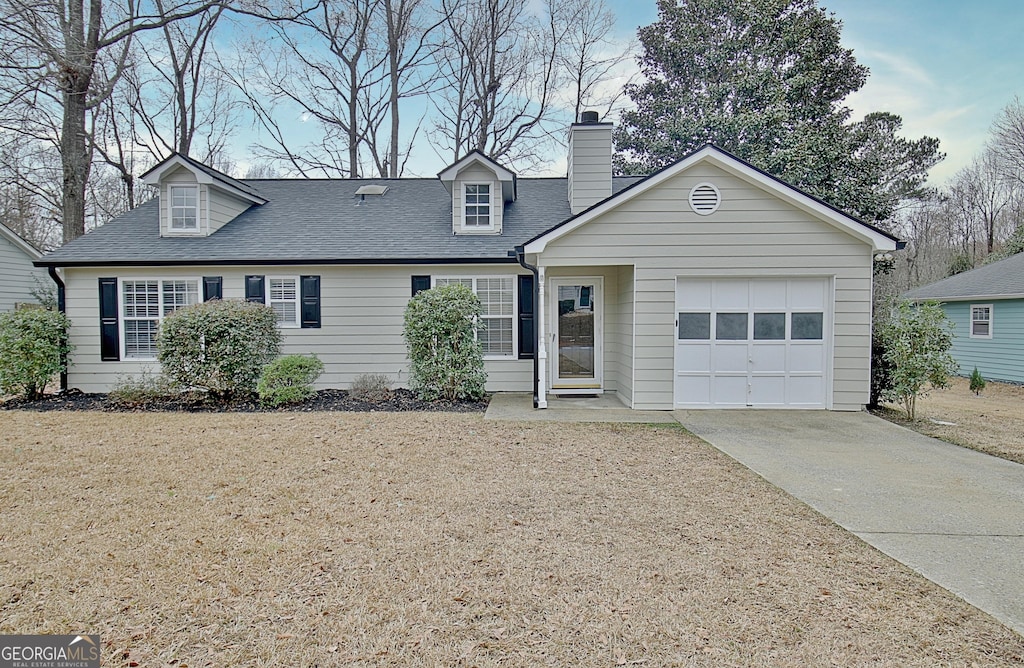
[141,152,267,204]
[437,150,517,202]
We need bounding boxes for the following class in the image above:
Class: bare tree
[554,0,636,124]
[0,0,226,242]
[947,149,1017,256]
[991,96,1024,187]
[430,0,563,168]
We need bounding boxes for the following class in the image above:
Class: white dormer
[437,151,516,235]
[141,153,267,238]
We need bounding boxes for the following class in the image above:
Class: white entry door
[674,278,830,408]
[551,277,603,390]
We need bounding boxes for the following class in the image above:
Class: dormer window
[464,183,492,228]
[170,186,199,230]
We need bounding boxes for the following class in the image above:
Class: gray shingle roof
[40,176,642,266]
[904,252,1024,300]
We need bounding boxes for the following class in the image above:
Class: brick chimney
[567,111,613,214]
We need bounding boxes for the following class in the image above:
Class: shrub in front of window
[258,354,324,407]
[0,307,73,399]
[877,300,957,420]
[157,299,281,400]
[403,284,486,401]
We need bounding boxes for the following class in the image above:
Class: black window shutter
[300,275,321,328]
[518,274,535,359]
[98,277,120,361]
[245,275,265,303]
[411,275,431,297]
[202,276,223,301]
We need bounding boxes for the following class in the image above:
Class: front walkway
[485,392,678,424]
[485,395,1024,636]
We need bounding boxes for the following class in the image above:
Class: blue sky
[606,0,1024,184]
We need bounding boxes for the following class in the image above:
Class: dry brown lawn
[879,376,1024,465]
[1,411,1022,667]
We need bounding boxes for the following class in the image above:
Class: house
[0,221,47,311]
[36,116,898,410]
[904,252,1024,384]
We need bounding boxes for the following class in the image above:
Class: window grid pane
[170,186,198,230]
[269,278,298,325]
[122,281,159,318]
[124,320,158,358]
[464,184,491,226]
[162,281,199,314]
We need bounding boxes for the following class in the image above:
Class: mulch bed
[1,387,489,413]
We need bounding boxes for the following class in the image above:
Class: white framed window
[434,276,515,357]
[970,304,993,338]
[268,277,299,327]
[121,278,200,359]
[169,185,199,230]
[463,183,492,228]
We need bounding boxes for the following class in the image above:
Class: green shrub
[403,283,486,401]
[969,367,987,396]
[258,354,324,406]
[349,373,393,402]
[109,371,178,407]
[877,300,958,420]
[0,307,72,399]
[157,299,281,400]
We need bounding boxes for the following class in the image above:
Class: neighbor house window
[169,185,199,230]
[122,278,199,359]
[971,304,992,338]
[464,183,492,228]
[435,276,514,357]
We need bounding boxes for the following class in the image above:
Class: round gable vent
[689,182,721,215]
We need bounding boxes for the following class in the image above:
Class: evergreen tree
[615,0,943,224]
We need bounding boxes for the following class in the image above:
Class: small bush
[349,373,393,402]
[109,371,178,407]
[970,367,987,396]
[877,300,958,420]
[0,308,72,399]
[258,354,324,407]
[157,299,281,400]
[403,284,486,401]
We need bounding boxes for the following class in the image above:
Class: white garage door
[674,278,830,408]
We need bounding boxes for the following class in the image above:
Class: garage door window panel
[716,313,748,340]
[791,312,824,340]
[753,313,785,340]
[678,313,711,340]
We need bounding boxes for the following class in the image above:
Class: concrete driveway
[675,409,1024,636]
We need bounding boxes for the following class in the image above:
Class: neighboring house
[36,117,898,410]
[0,221,47,311]
[904,252,1024,383]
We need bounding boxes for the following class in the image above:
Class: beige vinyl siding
[568,126,613,214]
[207,189,253,233]
[0,235,46,311]
[538,162,873,411]
[62,264,532,393]
[614,265,635,406]
[452,164,502,234]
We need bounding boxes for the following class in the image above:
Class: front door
[551,278,603,390]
